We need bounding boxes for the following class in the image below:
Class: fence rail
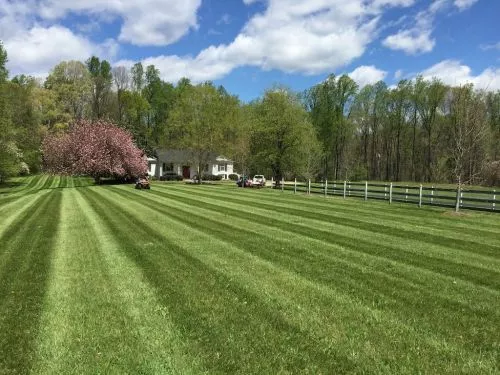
[271,179,499,213]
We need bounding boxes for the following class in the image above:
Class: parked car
[236,175,252,187]
[135,176,151,189]
[160,171,183,181]
[252,175,266,187]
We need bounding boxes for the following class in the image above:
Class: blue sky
[1,0,498,101]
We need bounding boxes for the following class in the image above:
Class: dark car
[160,171,183,181]
[236,175,252,187]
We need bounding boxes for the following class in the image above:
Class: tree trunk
[411,107,417,181]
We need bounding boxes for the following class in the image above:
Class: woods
[1,41,499,186]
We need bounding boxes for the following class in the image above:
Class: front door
[182,166,190,179]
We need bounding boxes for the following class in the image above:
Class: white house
[146,157,157,177]
[152,149,236,180]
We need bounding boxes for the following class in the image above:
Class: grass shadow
[0,190,62,374]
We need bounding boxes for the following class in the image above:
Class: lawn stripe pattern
[0,190,62,374]
[32,188,200,374]
[106,185,499,368]
[0,177,498,374]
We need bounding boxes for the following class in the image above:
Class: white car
[252,175,266,187]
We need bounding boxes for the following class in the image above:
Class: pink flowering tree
[43,120,147,183]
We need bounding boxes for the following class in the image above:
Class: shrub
[228,173,239,181]
[202,174,223,181]
[18,162,30,176]
[160,172,183,181]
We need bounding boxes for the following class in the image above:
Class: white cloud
[454,0,479,11]
[382,0,472,55]
[480,42,500,51]
[394,69,404,80]
[383,29,435,54]
[370,0,415,8]
[116,0,413,83]
[36,0,202,46]
[420,60,500,91]
[348,65,387,87]
[4,25,118,76]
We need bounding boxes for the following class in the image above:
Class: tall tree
[446,85,488,187]
[131,62,144,92]
[142,65,175,147]
[0,41,7,83]
[251,89,319,182]
[0,43,21,182]
[167,82,239,182]
[86,56,112,119]
[414,76,447,182]
[45,60,91,123]
[121,90,151,151]
[388,80,412,181]
[351,81,388,180]
[486,91,500,160]
[112,66,130,123]
[305,74,358,179]
[9,75,44,172]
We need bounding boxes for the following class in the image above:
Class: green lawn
[1,175,499,374]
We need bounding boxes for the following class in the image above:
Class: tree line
[0,41,499,186]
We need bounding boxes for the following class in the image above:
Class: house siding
[153,149,236,180]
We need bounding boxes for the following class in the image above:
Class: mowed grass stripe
[99,186,498,373]
[33,189,199,374]
[0,190,51,239]
[74,189,202,374]
[161,184,500,250]
[0,175,43,205]
[40,175,55,190]
[80,187,361,374]
[111,186,500,361]
[120,185,500,301]
[156,185,500,269]
[145,186,500,289]
[0,190,61,375]
[49,175,61,189]
[166,183,500,235]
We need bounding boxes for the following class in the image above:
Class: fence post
[455,185,461,212]
[364,181,368,201]
[325,179,328,197]
[333,182,336,195]
[271,177,274,187]
[389,182,393,204]
[348,182,351,197]
[493,190,496,211]
[419,185,423,208]
[308,179,311,195]
[405,185,408,202]
[281,178,284,192]
[384,185,387,200]
[343,181,347,199]
[431,186,434,205]
[294,178,297,194]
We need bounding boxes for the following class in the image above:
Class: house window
[218,164,227,172]
[163,163,174,172]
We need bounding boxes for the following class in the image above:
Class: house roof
[155,149,232,163]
